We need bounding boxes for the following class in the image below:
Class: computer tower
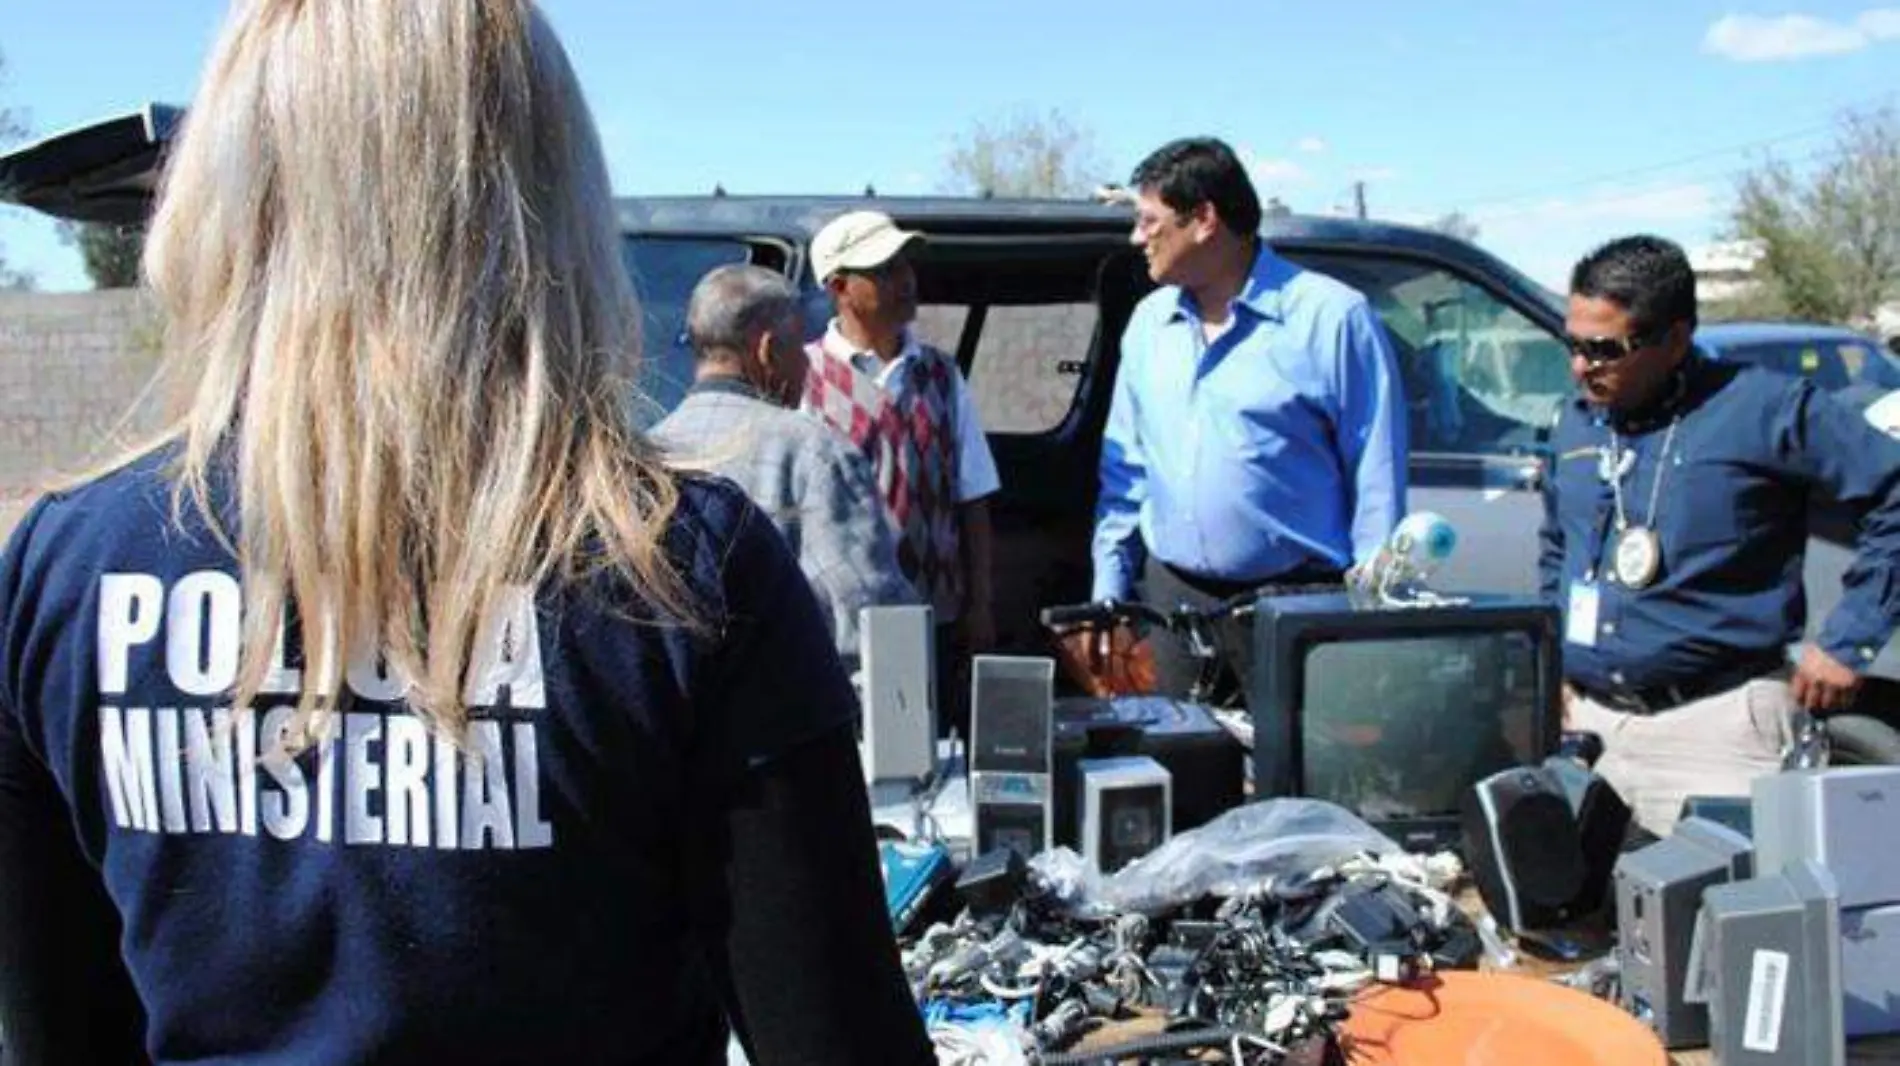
[1752,766,1900,1037]
[1050,696,1245,848]
[857,605,936,784]
[1613,817,1755,1048]
[969,655,1055,860]
[1077,756,1171,874]
[1691,859,1844,1066]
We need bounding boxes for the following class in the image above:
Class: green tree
[1720,105,1900,325]
[58,221,146,289]
[942,108,1110,199]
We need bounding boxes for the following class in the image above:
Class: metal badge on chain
[1607,419,1680,590]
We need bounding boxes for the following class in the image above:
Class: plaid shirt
[652,378,918,670]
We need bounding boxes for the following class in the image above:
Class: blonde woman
[0,3,931,1064]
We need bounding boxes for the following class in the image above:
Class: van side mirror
[1888,335,1900,358]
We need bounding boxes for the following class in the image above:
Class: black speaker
[969,655,1054,775]
[1462,765,1589,934]
[1545,758,1633,920]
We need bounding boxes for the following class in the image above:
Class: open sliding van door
[0,104,180,224]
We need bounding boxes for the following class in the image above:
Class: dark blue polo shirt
[0,448,858,1064]
[1538,356,1900,697]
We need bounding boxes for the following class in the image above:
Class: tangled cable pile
[901,851,1478,1065]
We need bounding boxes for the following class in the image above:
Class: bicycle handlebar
[1039,581,1347,633]
[1038,600,1171,630]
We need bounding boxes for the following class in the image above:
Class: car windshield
[619,236,753,419]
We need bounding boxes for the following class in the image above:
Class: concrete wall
[0,289,170,538]
[0,291,1080,544]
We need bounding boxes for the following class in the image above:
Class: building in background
[1689,239,1766,306]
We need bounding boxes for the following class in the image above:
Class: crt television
[1248,592,1563,853]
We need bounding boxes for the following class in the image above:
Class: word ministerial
[94,571,555,852]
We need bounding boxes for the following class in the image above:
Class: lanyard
[1581,418,1681,582]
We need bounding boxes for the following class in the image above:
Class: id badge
[1566,582,1601,647]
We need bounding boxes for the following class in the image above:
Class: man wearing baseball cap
[804,210,1000,740]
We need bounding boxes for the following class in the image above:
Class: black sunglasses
[1564,327,1668,365]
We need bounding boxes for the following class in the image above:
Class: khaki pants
[1568,674,1796,837]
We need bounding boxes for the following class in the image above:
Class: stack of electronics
[1601,765,1900,1064]
[1747,766,1900,1043]
[860,600,1249,876]
[1051,694,1246,857]
[970,655,1250,873]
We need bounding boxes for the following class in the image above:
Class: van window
[1280,251,1568,457]
[620,237,754,418]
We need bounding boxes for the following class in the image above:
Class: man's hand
[1051,623,1157,698]
[1791,645,1863,712]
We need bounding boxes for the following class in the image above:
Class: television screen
[1299,631,1542,823]
[1248,592,1562,852]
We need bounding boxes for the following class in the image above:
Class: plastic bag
[1098,797,1402,915]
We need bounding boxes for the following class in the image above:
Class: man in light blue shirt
[1092,137,1407,699]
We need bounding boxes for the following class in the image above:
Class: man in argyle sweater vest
[806,211,1000,740]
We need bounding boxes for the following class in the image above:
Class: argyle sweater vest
[804,340,963,619]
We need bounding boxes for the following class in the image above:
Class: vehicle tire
[1825,713,1900,766]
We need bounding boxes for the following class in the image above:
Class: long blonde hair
[142,0,688,741]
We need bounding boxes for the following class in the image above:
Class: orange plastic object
[1340,971,1668,1065]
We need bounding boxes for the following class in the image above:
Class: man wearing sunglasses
[1539,234,1900,835]
[1091,136,1407,702]
[805,210,1000,741]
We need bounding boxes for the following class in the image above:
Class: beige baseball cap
[810,210,923,282]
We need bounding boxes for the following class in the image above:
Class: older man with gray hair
[653,264,916,671]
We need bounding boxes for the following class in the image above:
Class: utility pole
[1353,180,1367,220]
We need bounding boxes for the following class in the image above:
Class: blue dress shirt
[1539,356,1900,694]
[1091,246,1408,602]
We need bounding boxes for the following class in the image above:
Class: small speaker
[1691,859,1844,1066]
[858,605,936,784]
[1545,756,1634,920]
[970,656,1055,860]
[1462,764,1588,934]
[1078,756,1172,874]
[1614,817,1755,1048]
[970,655,1055,775]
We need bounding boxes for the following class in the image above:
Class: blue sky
[2,1,1897,290]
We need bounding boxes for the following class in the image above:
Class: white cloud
[1296,136,1328,154]
[1239,150,1309,191]
[1702,8,1900,61]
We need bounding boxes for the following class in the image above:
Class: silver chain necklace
[1605,418,1680,588]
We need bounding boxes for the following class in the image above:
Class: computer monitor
[1248,591,1562,852]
